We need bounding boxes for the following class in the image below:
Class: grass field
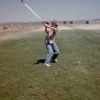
[0,30,100,100]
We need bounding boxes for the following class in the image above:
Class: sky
[0,0,100,22]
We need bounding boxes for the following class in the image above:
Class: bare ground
[0,23,100,41]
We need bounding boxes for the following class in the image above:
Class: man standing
[44,21,60,67]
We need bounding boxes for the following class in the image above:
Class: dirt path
[0,27,43,42]
[0,26,72,41]
[0,31,39,42]
[0,24,100,42]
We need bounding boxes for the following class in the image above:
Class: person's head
[51,21,58,28]
[45,21,49,25]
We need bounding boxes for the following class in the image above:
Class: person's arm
[44,26,48,33]
[44,23,49,33]
[44,24,57,30]
[44,23,50,27]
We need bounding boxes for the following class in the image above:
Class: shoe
[44,63,51,67]
[54,59,58,63]
[51,59,58,63]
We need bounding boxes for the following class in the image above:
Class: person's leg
[51,42,60,62]
[45,44,54,66]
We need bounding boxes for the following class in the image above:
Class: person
[44,21,60,67]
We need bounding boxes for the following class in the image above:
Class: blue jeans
[45,41,60,64]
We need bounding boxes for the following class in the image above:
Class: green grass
[0,30,100,100]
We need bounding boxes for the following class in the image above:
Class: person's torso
[45,27,56,43]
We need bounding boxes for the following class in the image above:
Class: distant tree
[3,26,8,30]
[63,21,67,24]
[85,20,89,24]
[69,21,73,24]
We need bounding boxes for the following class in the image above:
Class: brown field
[0,22,100,41]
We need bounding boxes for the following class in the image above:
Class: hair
[51,21,58,28]
[45,21,49,25]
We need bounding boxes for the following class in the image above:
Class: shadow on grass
[34,58,56,64]
[34,59,45,64]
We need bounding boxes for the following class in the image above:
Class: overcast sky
[0,0,100,22]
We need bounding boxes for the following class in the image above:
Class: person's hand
[44,23,48,27]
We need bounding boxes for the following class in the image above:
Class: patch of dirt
[30,87,66,100]
[0,23,100,42]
